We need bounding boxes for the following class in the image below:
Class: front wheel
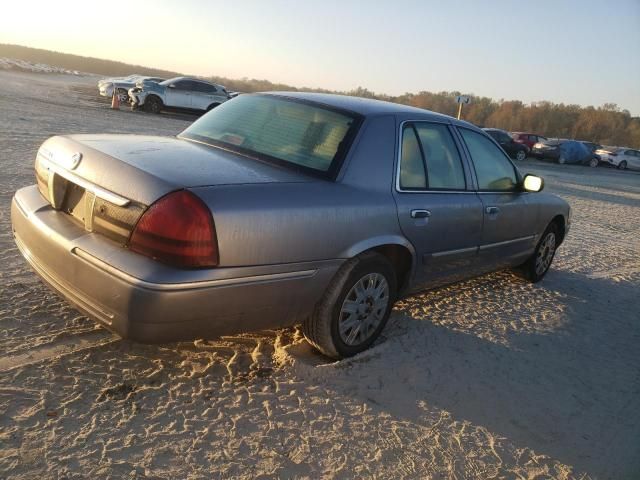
[618,161,627,170]
[302,252,396,359]
[144,96,162,114]
[516,150,526,161]
[521,223,558,283]
[116,88,129,103]
[589,157,599,168]
[558,155,566,165]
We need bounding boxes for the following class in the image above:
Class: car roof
[482,128,508,133]
[167,76,217,86]
[260,91,460,122]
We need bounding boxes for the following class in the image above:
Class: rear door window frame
[395,120,472,193]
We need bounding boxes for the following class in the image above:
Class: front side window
[180,94,359,176]
[171,80,193,91]
[459,128,518,191]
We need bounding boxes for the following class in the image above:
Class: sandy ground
[1,70,639,480]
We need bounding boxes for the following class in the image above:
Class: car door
[625,150,640,169]
[457,127,538,269]
[164,80,193,108]
[190,81,212,110]
[393,121,483,290]
[496,131,517,157]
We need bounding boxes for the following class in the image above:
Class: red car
[512,132,547,150]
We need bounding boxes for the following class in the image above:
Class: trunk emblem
[70,152,83,170]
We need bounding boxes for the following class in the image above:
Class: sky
[1,0,639,114]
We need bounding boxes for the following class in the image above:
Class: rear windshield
[180,94,361,178]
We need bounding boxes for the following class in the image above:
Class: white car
[98,74,164,100]
[128,76,231,114]
[595,147,640,171]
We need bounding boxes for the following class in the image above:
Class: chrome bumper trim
[72,247,318,292]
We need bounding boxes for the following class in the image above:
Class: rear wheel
[618,161,627,170]
[521,223,558,283]
[516,150,526,161]
[206,103,220,111]
[144,96,162,114]
[558,155,566,165]
[302,252,396,359]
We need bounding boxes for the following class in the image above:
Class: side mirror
[167,84,176,89]
[522,174,544,192]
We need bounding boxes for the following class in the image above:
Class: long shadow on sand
[336,269,640,479]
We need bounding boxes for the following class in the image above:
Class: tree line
[3,43,638,148]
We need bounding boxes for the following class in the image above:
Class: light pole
[456,95,470,120]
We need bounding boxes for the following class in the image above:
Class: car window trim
[456,125,521,193]
[395,120,471,194]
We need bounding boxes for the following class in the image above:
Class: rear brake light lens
[128,190,218,268]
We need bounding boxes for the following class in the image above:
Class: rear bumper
[11,185,341,343]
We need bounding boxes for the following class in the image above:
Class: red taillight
[128,190,218,268]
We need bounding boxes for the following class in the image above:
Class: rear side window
[399,126,427,189]
[399,123,466,190]
[414,124,466,189]
[459,128,518,191]
[196,82,217,93]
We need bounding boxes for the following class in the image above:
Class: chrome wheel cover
[338,273,389,346]
[516,150,526,161]
[535,232,556,276]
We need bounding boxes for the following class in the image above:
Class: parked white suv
[595,147,640,171]
[129,77,230,114]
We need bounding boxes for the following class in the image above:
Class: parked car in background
[11,92,570,359]
[98,74,164,101]
[483,128,529,160]
[532,139,599,167]
[580,141,602,153]
[512,132,547,150]
[129,77,230,114]
[595,146,640,170]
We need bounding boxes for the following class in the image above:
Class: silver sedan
[11,93,570,358]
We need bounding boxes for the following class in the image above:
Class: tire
[206,103,220,112]
[144,96,162,114]
[116,88,129,103]
[618,161,627,170]
[589,157,599,168]
[521,223,559,283]
[302,252,397,359]
[558,155,566,165]
[516,150,526,161]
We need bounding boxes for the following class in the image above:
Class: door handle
[410,209,431,219]
[485,206,500,214]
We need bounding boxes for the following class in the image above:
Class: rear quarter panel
[193,181,404,266]
[192,114,408,267]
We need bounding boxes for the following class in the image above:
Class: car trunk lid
[35,134,313,245]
